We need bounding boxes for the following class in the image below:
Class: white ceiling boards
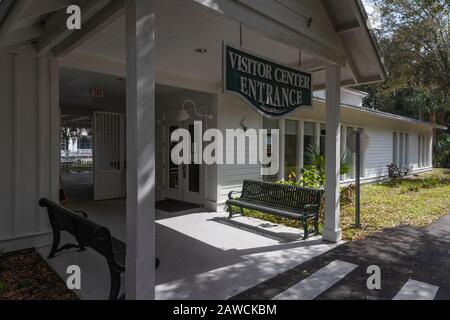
[1,0,386,91]
[58,0,380,91]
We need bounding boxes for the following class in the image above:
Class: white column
[38,58,59,232]
[315,121,321,152]
[125,0,156,300]
[297,120,304,177]
[323,65,342,243]
[279,119,285,180]
[49,59,60,204]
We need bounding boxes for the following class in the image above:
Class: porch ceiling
[64,0,342,90]
[0,0,386,90]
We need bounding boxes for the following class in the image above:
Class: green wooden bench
[226,180,323,239]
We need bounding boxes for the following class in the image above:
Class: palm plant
[299,145,353,188]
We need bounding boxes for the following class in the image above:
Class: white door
[165,114,204,205]
[93,112,125,200]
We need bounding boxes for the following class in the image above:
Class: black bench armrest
[304,204,320,210]
[72,210,88,218]
[228,191,242,200]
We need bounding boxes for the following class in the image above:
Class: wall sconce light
[175,99,213,122]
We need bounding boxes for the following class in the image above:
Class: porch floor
[38,178,341,299]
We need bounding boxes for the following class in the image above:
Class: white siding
[216,93,263,205]
[363,127,392,179]
[0,47,59,252]
[212,95,436,208]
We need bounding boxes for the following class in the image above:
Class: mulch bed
[0,249,78,300]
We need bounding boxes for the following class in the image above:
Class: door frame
[163,110,205,205]
[93,111,126,201]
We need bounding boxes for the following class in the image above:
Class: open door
[93,112,125,200]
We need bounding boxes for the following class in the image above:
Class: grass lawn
[341,169,450,240]
[239,169,450,241]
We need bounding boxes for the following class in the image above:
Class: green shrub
[400,182,420,193]
[283,145,352,189]
[421,177,440,189]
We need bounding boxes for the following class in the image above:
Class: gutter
[314,97,448,130]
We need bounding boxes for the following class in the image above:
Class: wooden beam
[21,0,75,20]
[335,20,360,34]
[0,24,43,49]
[194,0,347,66]
[52,0,125,57]
[0,0,33,41]
[343,50,362,84]
[36,0,108,57]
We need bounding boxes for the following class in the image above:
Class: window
[357,128,365,178]
[393,132,398,166]
[77,136,92,150]
[418,135,430,168]
[61,138,69,151]
[393,131,409,168]
[319,123,326,156]
[303,122,315,166]
[341,127,365,180]
[284,120,298,178]
[346,127,355,179]
[262,118,279,181]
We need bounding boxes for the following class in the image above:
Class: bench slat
[226,180,323,239]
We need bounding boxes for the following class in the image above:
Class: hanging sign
[223,44,312,118]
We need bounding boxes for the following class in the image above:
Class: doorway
[93,111,126,201]
[165,112,204,205]
[60,115,94,204]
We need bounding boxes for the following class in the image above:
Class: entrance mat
[155,199,201,213]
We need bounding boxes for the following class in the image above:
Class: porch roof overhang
[322,0,387,85]
[0,0,387,90]
[314,97,448,130]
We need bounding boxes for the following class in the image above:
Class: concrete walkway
[41,172,340,300]
[234,214,450,300]
[37,193,340,299]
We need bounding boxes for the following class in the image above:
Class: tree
[359,0,449,166]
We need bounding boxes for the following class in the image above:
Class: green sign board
[223,44,312,118]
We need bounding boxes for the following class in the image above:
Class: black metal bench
[39,198,143,300]
[226,180,324,239]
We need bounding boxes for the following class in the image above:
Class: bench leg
[48,230,61,259]
[314,215,319,235]
[108,267,121,300]
[227,206,234,219]
[302,217,309,240]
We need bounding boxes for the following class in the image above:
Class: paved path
[233,214,450,300]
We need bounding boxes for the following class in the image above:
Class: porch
[0,0,386,300]
[38,175,338,299]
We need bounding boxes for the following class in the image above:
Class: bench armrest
[304,204,320,210]
[73,210,88,218]
[228,191,242,200]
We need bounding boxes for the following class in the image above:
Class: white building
[0,0,446,299]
